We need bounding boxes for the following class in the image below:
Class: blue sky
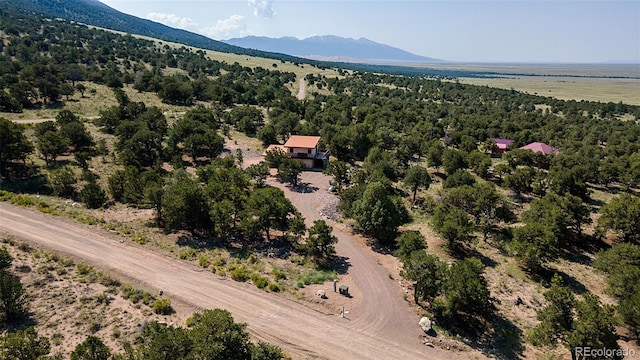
[99,0,640,63]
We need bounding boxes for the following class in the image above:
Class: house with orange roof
[264,135,329,169]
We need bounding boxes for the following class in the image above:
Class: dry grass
[425,63,640,78]
[0,82,191,121]
[1,239,184,357]
[424,63,640,105]
[225,129,265,153]
[457,76,640,105]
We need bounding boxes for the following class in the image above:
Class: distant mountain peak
[224,35,443,63]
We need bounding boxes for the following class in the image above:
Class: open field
[422,63,640,105]
[458,75,640,105]
[423,63,639,78]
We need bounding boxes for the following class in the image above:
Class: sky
[98,0,640,63]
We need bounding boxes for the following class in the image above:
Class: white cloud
[201,15,248,39]
[248,0,275,18]
[146,13,197,29]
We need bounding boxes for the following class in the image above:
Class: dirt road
[0,202,462,359]
[297,78,306,100]
[10,118,57,124]
[267,172,425,346]
[10,116,100,124]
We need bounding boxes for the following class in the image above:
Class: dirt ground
[297,78,307,100]
[1,242,186,357]
[0,200,469,360]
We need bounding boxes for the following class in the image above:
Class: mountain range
[224,35,442,63]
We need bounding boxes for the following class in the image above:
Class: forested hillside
[0,4,639,359]
[1,0,484,78]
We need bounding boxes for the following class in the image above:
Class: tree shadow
[44,101,64,109]
[586,197,605,209]
[531,268,589,295]
[176,233,220,250]
[289,182,319,193]
[445,243,497,268]
[193,158,215,167]
[364,238,394,256]
[569,238,610,258]
[1,313,37,333]
[253,237,294,260]
[483,314,525,360]
[0,174,49,194]
[328,255,351,275]
[554,270,589,295]
[441,313,524,360]
[487,228,514,256]
[465,248,499,268]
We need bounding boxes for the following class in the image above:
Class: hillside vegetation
[1,0,491,79]
[0,4,639,360]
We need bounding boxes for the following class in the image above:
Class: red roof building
[519,142,559,155]
[283,135,321,149]
[492,138,514,154]
[264,135,328,169]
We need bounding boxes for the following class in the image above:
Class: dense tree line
[0,8,298,113]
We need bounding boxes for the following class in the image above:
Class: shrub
[48,166,77,198]
[76,263,95,275]
[251,273,268,289]
[230,266,249,282]
[141,291,153,305]
[95,292,110,305]
[152,298,173,315]
[0,247,12,270]
[9,195,34,207]
[271,269,286,280]
[79,182,106,209]
[37,201,58,215]
[0,271,28,322]
[197,254,210,268]
[179,248,197,260]
[0,190,15,201]
[267,282,281,292]
[97,272,120,287]
[212,256,226,267]
[131,234,147,245]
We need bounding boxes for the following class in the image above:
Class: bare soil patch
[1,239,184,357]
